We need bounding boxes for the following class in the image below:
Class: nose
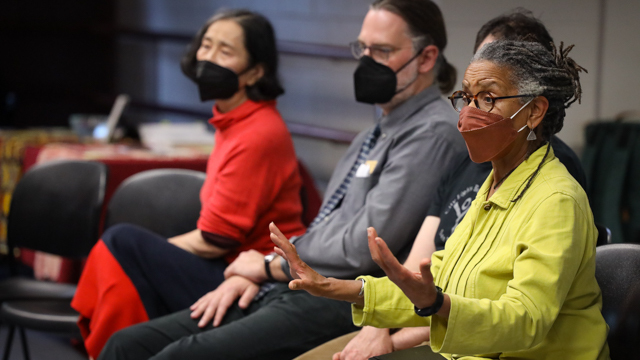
[468,95,480,109]
[362,46,372,58]
[197,47,216,63]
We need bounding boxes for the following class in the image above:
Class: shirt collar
[377,85,441,133]
[209,100,276,131]
[480,143,556,209]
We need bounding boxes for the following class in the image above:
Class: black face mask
[194,61,248,102]
[353,51,423,105]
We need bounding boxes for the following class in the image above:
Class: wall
[115,0,640,191]
[439,0,640,153]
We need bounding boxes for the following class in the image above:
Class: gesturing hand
[189,276,259,328]
[269,222,331,297]
[270,222,366,305]
[367,227,438,309]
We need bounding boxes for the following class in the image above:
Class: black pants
[99,283,359,360]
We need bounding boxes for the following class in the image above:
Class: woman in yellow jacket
[270,39,609,360]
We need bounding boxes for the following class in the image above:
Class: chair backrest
[104,168,205,238]
[596,224,612,246]
[595,243,640,358]
[7,160,108,258]
[298,160,322,227]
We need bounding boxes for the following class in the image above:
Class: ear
[527,96,549,130]
[244,63,265,86]
[417,45,439,74]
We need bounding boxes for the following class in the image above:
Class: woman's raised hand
[367,227,438,309]
[269,222,332,297]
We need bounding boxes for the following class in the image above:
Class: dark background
[0,0,116,128]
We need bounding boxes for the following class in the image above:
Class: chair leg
[2,325,15,360]
[18,327,30,360]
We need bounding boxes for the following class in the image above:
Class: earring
[527,128,537,141]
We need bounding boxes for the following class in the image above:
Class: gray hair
[472,40,586,141]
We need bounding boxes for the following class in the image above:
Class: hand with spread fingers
[269,223,328,294]
[367,227,440,310]
[269,222,364,305]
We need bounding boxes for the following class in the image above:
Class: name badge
[355,160,378,178]
[355,163,370,178]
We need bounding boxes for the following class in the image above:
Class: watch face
[265,254,276,262]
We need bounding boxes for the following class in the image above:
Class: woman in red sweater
[71,9,306,359]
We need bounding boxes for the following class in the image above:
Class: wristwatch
[414,286,444,317]
[264,253,277,281]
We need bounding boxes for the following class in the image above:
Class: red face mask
[457,100,533,163]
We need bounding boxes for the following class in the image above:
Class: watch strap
[414,286,444,317]
[264,254,276,281]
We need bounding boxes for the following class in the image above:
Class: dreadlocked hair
[471,40,586,203]
[473,40,586,141]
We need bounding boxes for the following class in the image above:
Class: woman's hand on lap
[333,327,393,360]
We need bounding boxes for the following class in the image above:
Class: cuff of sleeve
[279,235,300,281]
[352,275,376,327]
[429,293,458,353]
[279,256,293,281]
[353,276,434,329]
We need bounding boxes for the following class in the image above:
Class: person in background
[273,38,608,360]
[71,9,306,359]
[98,0,466,359]
[294,8,591,360]
[474,8,587,189]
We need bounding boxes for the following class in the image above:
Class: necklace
[493,167,517,189]
[492,153,529,190]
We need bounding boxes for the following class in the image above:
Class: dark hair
[473,40,587,201]
[180,9,284,101]
[473,7,553,53]
[474,8,554,54]
[370,0,456,94]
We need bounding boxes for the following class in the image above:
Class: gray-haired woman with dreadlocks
[269,39,610,360]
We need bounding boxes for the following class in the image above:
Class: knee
[99,327,139,360]
[152,336,205,360]
[102,223,157,250]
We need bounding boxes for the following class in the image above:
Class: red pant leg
[71,240,149,359]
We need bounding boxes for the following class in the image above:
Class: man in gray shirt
[99,1,464,359]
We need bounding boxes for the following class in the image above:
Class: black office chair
[104,168,205,237]
[595,224,612,247]
[595,243,640,359]
[0,160,108,360]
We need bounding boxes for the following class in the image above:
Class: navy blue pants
[103,223,228,319]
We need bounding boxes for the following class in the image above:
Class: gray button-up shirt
[282,85,466,279]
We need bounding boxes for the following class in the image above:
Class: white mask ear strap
[509,97,535,119]
[517,125,528,133]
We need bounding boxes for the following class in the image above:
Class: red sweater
[197,100,306,263]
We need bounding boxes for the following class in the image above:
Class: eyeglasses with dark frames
[448,90,536,113]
